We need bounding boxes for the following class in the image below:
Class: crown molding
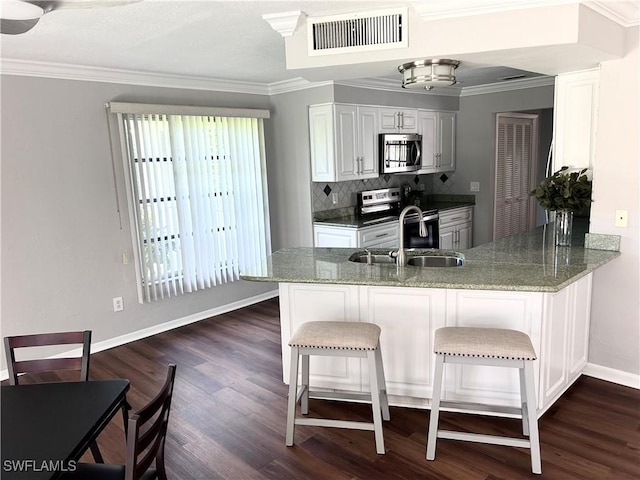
[335,75,555,96]
[0,58,271,95]
[0,58,555,98]
[460,75,555,96]
[262,10,305,37]
[586,0,640,27]
[268,77,333,95]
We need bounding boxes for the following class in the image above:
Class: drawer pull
[375,233,389,238]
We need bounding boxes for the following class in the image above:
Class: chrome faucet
[392,205,428,266]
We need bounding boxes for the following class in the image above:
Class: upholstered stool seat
[427,327,542,474]
[286,321,390,454]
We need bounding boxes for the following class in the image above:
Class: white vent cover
[308,7,408,56]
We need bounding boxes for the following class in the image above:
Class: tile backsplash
[431,170,458,194]
[312,174,434,212]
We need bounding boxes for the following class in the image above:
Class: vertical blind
[112,104,271,303]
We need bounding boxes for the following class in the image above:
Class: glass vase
[554,209,574,246]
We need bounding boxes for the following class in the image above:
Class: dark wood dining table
[1,379,129,480]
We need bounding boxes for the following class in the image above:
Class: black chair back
[4,330,92,385]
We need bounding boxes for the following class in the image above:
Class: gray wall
[588,28,640,378]
[0,76,276,366]
[2,69,637,382]
[267,85,334,249]
[455,86,555,245]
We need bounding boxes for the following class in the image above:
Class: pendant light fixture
[398,59,460,90]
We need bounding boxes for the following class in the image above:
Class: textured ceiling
[0,0,638,88]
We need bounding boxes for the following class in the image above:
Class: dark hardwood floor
[16,297,640,479]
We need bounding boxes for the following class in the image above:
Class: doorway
[493,113,540,241]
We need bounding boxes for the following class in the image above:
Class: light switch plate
[470,182,480,192]
[614,210,628,228]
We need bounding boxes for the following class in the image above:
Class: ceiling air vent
[308,7,408,56]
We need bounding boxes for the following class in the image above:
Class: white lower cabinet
[540,273,592,408]
[439,206,473,250]
[279,283,361,391]
[444,289,543,407]
[313,224,357,248]
[278,273,593,416]
[360,286,447,399]
[313,221,399,249]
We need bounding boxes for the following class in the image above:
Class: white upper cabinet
[417,110,456,174]
[552,68,599,173]
[310,103,379,182]
[378,107,418,133]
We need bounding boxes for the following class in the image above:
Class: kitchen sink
[348,252,396,264]
[407,255,464,267]
[348,251,464,267]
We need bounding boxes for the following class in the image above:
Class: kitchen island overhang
[241,226,621,417]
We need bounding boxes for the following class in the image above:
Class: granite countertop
[241,225,621,293]
[313,196,475,228]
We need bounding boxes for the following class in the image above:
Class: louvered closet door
[494,114,539,241]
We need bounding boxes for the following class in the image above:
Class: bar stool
[426,327,542,474]
[285,321,390,454]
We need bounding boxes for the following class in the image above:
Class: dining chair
[4,330,93,385]
[62,364,177,480]
[3,330,130,463]
[4,330,107,462]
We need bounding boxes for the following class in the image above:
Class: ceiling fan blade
[38,0,142,10]
[0,17,40,34]
[0,0,140,35]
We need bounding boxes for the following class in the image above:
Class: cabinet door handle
[399,112,404,129]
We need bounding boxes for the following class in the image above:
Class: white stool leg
[285,346,300,446]
[301,353,310,415]
[375,343,390,421]
[367,350,385,454]
[519,365,530,436]
[524,361,542,474]
[426,354,445,460]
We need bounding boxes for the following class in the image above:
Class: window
[109,103,271,302]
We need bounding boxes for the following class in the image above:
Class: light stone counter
[241,224,620,293]
[241,224,621,415]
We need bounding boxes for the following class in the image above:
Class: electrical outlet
[470,182,480,192]
[332,192,338,205]
[614,210,628,228]
[113,297,124,312]
[122,251,129,265]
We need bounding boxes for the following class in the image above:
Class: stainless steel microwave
[379,133,422,174]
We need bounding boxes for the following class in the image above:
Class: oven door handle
[422,213,439,222]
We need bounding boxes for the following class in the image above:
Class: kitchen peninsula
[241,226,620,416]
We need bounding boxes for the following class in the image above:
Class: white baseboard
[88,289,279,356]
[583,362,640,389]
[1,289,279,381]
